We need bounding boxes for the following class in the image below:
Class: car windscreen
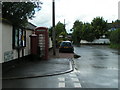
[60,42,72,46]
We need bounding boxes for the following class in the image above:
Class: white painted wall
[13,49,18,60]
[25,30,32,56]
[0,21,2,63]
[1,22,33,63]
[2,23,13,62]
[49,37,53,49]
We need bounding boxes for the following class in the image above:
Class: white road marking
[58,82,65,88]
[69,74,76,77]
[74,83,81,88]
[71,78,79,82]
[69,60,73,70]
[70,71,74,74]
[69,72,82,88]
[74,69,81,73]
[58,77,65,81]
[107,67,118,70]
[58,77,65,88]
[58,73,82,88]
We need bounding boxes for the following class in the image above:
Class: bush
[110,29,120,44]
[110,43,120,49]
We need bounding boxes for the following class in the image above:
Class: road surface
[74,45,119,88]
[2,45,119,88]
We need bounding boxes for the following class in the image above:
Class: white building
[80,39,110,45]
[0,19,36,63]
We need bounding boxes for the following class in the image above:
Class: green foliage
[55,21,66,35]
[91,17,108,39]
[2,2,42,27]
[72,17,108,45]
[114,19,120,23]
[110,29,120,44]
[49,27,53,37]
[110,43,120,49]
[72,21,95,44]
[49,21,67,46]
[82,23,95,42]
[55,21,67,39]
[109,28,120,49]
[72,20,83,45]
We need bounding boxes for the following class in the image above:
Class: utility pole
[52,0,56,55]
[64,19,66,31]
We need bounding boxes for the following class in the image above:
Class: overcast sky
[29,0,119,33]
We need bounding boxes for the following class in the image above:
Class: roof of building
[1,18,12,25]
[25,22,37,30]
[1,18,36,30]
[108,23,120,29]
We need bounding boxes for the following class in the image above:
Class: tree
[49,27,53,37]
[109,28,120,49]
[114,19,120,23]
[72,20,83,45]
[55,21,67,39]
[91,17,107,39]
[110,28,120,44]
[49,21,67,46]
[2,2,42,27]
[82,23,95,42]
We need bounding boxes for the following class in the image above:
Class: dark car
[59,41,74,53]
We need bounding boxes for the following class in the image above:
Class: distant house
[0,18,36,63]
[108,22,120,31]
[80,39,110,45]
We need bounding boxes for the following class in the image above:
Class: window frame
[13,26,26,49]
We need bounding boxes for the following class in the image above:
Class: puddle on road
[92,65,107,69]
[112,51,120,55]
[93,54,109,56]
[92,65,118,70]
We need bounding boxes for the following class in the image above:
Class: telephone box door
[35,27,48,60]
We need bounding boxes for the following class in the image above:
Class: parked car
[59,41,74,53]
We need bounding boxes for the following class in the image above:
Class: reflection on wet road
[74,45,118,88]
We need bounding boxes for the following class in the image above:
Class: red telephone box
[30,27,49,60]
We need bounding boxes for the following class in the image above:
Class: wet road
[2,45,119,88]
[74,45,119,88]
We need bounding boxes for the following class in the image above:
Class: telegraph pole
[52,0,56,55]
[64,19,66,31]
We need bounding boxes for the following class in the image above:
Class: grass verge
[109,43,120,49]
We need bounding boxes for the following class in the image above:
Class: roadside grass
[109,43,120,50]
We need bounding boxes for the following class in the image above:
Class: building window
[13,26,26,49]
